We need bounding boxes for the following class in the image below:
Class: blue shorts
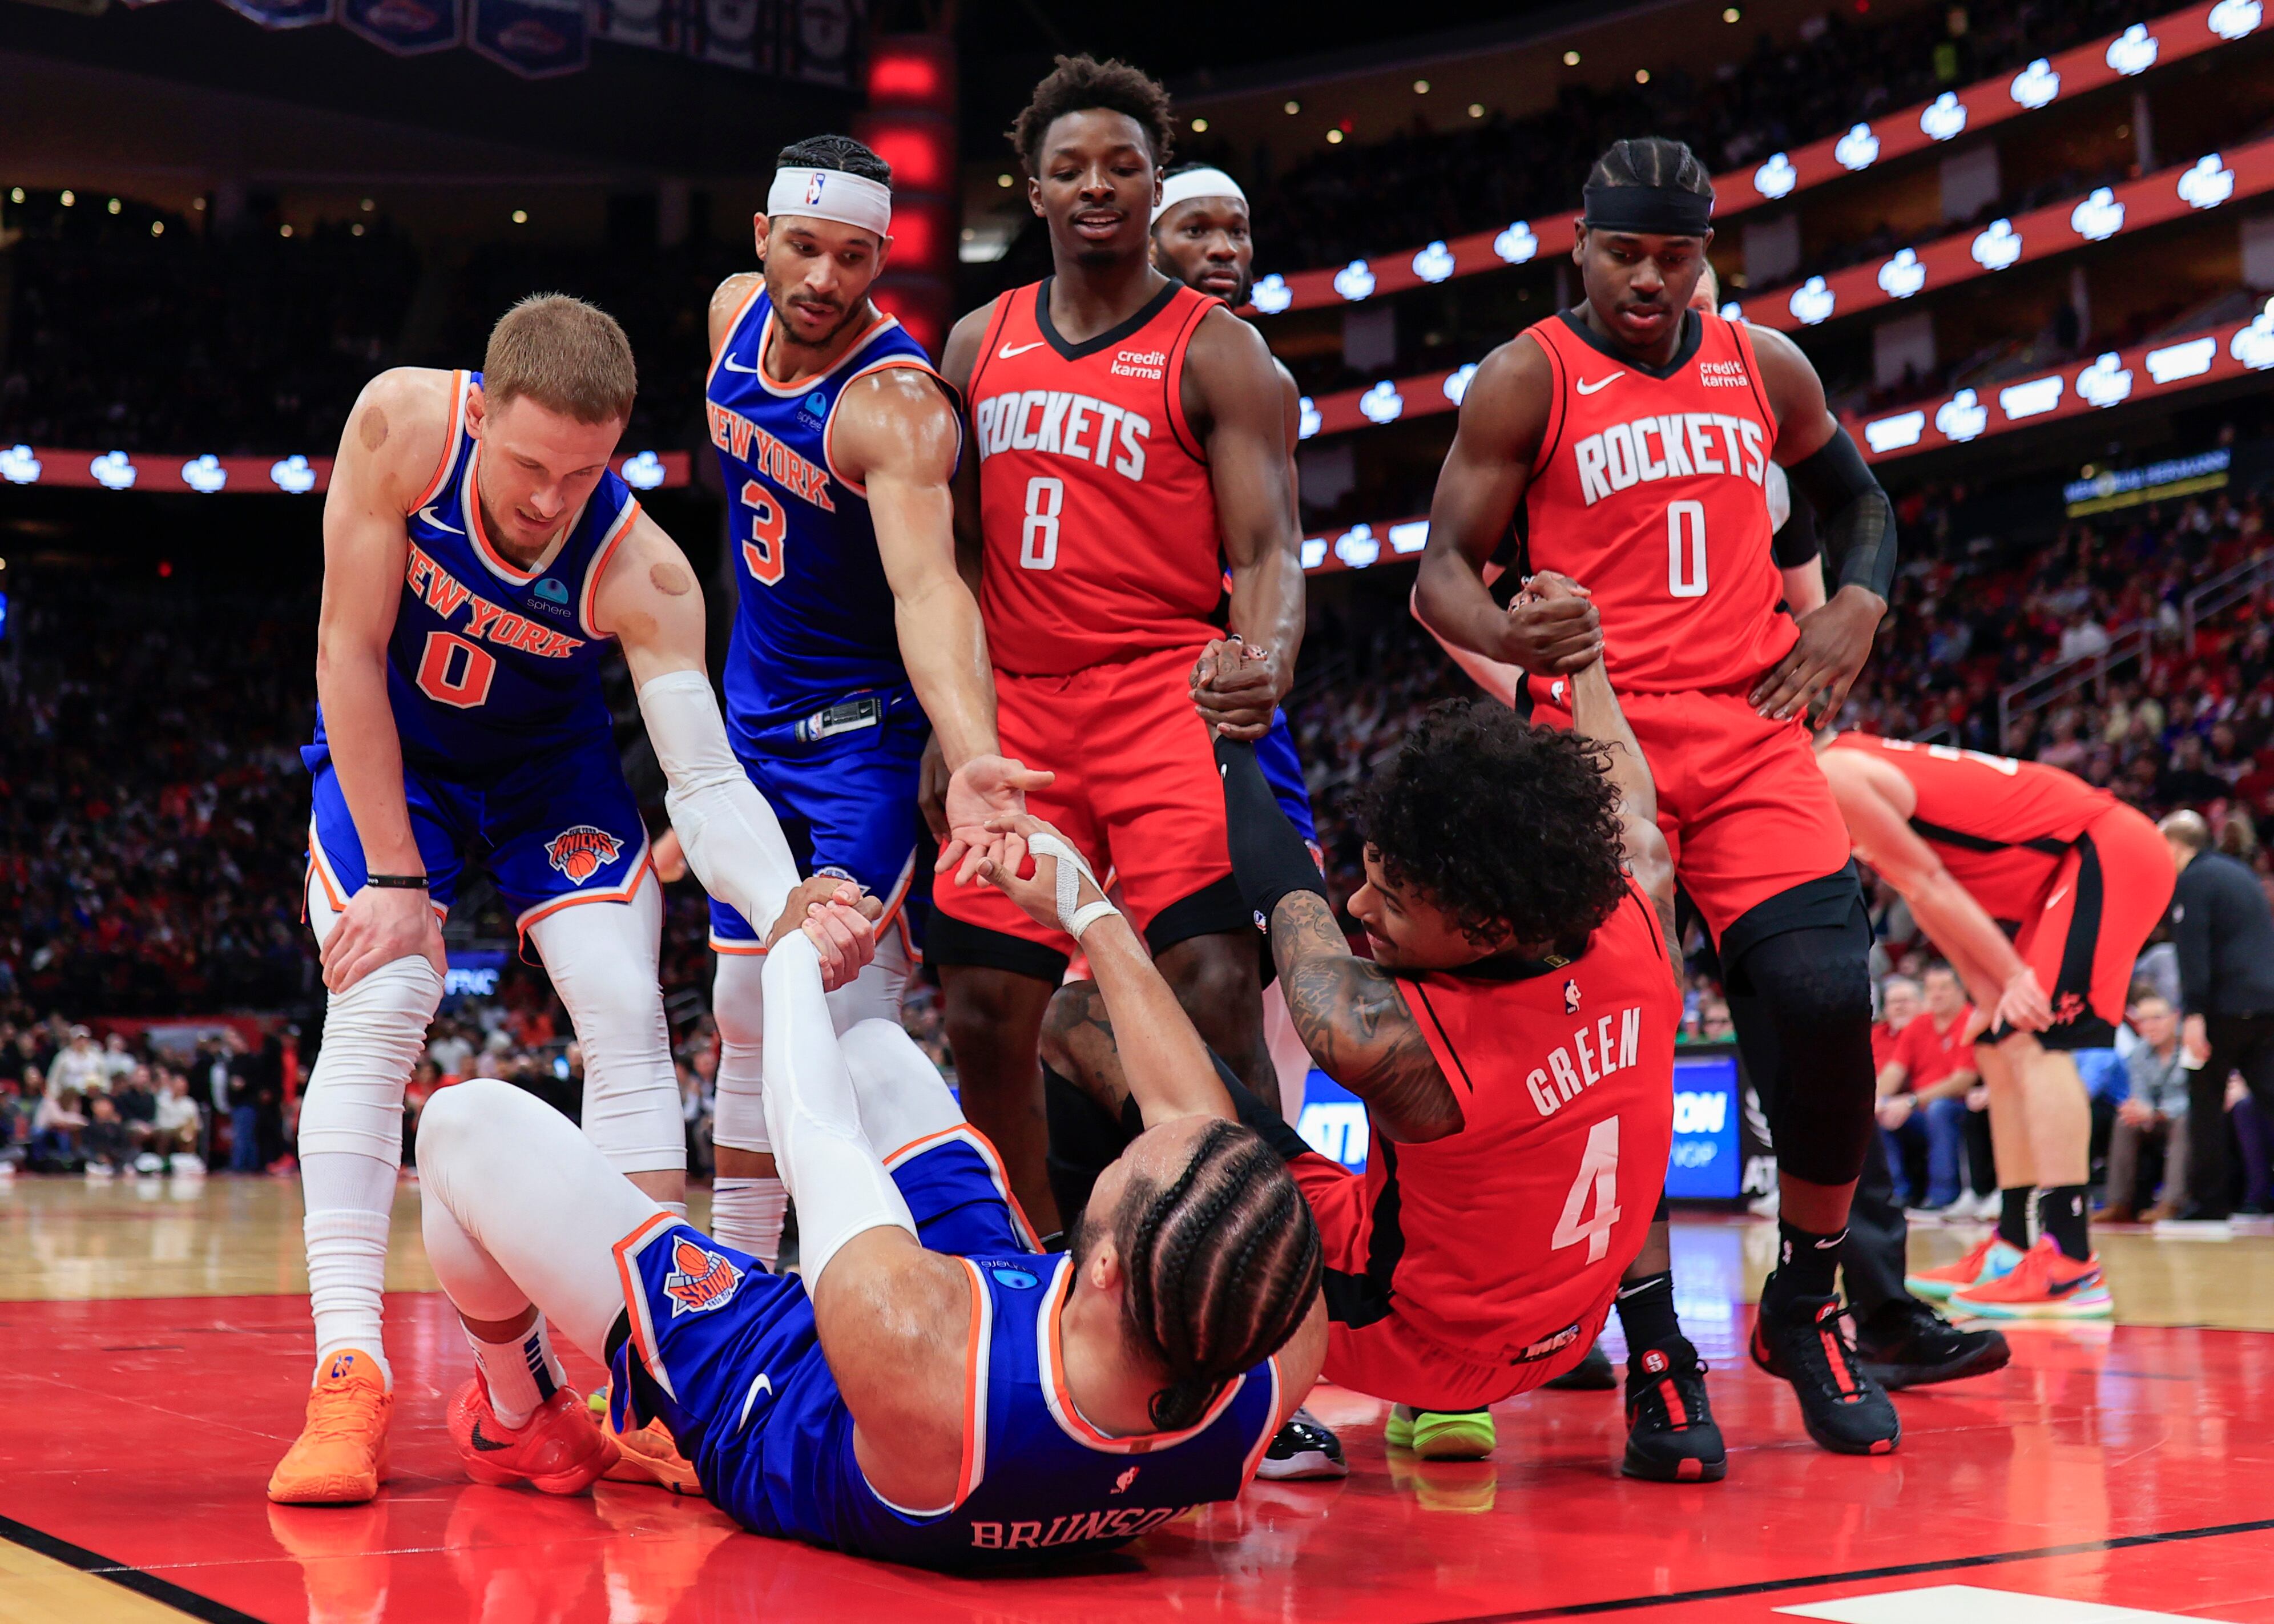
[608,1128,1037,1544]
[304,731,650,937]
[712,688,928,957]
[1256,708,1317,845]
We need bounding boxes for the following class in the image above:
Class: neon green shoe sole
[1388,1404,1496,1460]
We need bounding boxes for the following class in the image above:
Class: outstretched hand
[973,811,1106,935]
[936,753,1056,888]
[763,876,884,990]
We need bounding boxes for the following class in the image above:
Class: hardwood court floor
[6,1173,2274,1624]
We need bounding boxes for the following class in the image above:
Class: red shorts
[931,643,1237,954]
[1531,682,1853,942]
[2012,803,2177,1049]
[1288,1151,1612,1411]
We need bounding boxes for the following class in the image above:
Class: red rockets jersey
[966,279,1224,677]
[1381,880,1679,1359]
[1521,309,1797,693]
[1827,732,2121,922]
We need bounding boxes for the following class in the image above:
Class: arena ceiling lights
[0,449,690,495]
[1236,0,2259,320]
[1732,135,2274,335]
[1292,304,2274,575]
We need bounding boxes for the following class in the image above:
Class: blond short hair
[482,293,636,426]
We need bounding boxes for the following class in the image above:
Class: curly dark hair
[1009,53,1174,174]
[776,134,891,186]
[1357,700,1631,959]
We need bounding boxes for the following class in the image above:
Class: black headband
[1581,183,1714,237]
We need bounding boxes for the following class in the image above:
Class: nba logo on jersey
[1565,979,1582,1014]
[662,1239,745,1317]
[545,825,622,884]
[1112,1466,1140,1495]
[805,172,826,206]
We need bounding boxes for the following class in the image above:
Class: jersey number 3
[1551,1116,1622,1264]
[741,481,787,587]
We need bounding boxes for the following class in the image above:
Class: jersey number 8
[1021,476,1062,571]
[741,480,787,587]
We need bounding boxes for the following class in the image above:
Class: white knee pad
[529,884,684,1177]
[839,1017,965,1158]
[712,949,770,1155]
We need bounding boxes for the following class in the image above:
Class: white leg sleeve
[825,926,912,1031]
[416,1077,661,1362]
[711,949,770,1156]
[639,670,801,937]
[528,882,684,1178]
[761,933,916,1287]
[299,874,441,1377]
[838,1017,966,1158]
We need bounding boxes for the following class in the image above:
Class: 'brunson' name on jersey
[1573,412,1767,507]
[974,389,1151,481]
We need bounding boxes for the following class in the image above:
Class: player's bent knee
[1155,932,1263,1033]
[1039,980,1108,1085]
[414,1077,514,1170]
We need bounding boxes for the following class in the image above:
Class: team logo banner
[592,0,683,51]
[342,0,461,54]
[785,0,857,86]
[213,0,337,27]
[692,0,770,70]
[469,0,587,76]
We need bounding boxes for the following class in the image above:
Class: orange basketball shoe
[1949,1238,2114,1320]
[268,1348,392,1505]
[449,1377,617,1494]
[1905,1234,2023,1301]
[604,1413,702,1495]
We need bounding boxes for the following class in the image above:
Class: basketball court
[9,1176,2273,1624]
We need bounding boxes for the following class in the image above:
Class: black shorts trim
[1994,831,2116,1051]
[1719,862,1867,968]
[1144,875,1252,957]
[925,909,1070,984]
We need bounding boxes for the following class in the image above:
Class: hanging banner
[467,0,586,76]
[212,0,338,29]
[691,0,769,71]
[341,0,461,54]
[785,0,857,86]
[592,0,681,52]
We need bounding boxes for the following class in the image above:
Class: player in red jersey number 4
[1417,138,1904,1456]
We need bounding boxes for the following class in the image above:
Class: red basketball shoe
[447,1377,616,1495]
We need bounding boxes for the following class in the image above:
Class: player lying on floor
[413,828,1325,1569]
[1046,601,1717,1476]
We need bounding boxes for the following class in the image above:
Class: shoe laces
[301,1378,381,1446]
[1779,1303,1874,1403]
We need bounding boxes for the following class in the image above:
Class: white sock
[658,1200,689,1220]
[305,1208,395,1389]
[712,1176,788,1270]
[465,1314,566,1430]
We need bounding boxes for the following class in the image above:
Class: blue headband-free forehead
[1581,183,1715,237]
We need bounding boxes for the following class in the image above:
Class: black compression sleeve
[1216,736,1329,931]
[1786,426,1896,601]
[1771,483,1820,569]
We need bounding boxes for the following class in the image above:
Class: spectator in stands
[2104,993,2189,1221]
[48,1027,107,1098]
[31,1088,86,1168]
[1872,976,1921,1070]
[1875,965,1979,1214]
[223,1031,263,1174]
[426,1021,475,1082]
[144,1070,204,1173]
[2163,809,2274,1221]
[82,1094,131,1176]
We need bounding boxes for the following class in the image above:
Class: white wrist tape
[1029,831,1119,939]
[638,670,801,933]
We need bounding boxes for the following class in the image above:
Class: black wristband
[1216,736,1328,931]
[363,873,431,890]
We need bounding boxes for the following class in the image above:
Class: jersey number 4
[741,481,787,587]
[1551,1116,1623,1264]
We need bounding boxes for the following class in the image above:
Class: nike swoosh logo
[720,355,762,374]
[469,1418,512,1453]
[737,1371,773,1432]
[417,503,463,534]
[1575,373,1624,395]
[998,341,1046,359]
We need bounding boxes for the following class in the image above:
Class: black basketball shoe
[1854,1299,2011,1390]
[1254,1406,1348,1481]
[1748,1293,1900,1456]
[1621,1337,1727,1482]
[1542,1338,1618,1391]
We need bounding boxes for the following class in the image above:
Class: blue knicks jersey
[313,370,635,775]
[706,291,955,738]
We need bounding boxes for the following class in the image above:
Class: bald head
[2161,809,2210,871]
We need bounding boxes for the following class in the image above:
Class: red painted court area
[8,1279,2274,1623]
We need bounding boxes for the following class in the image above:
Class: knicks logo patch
[663,1239,745,1317]
[545,825,622,884]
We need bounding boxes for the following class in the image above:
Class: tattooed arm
[1269,890,1465,1143]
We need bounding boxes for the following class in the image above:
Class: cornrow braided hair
[1115,1119,1323,1432]
[1586,136,1713,196]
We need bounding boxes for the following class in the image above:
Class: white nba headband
[1151,167,1247,224]
[767,167,892,237]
